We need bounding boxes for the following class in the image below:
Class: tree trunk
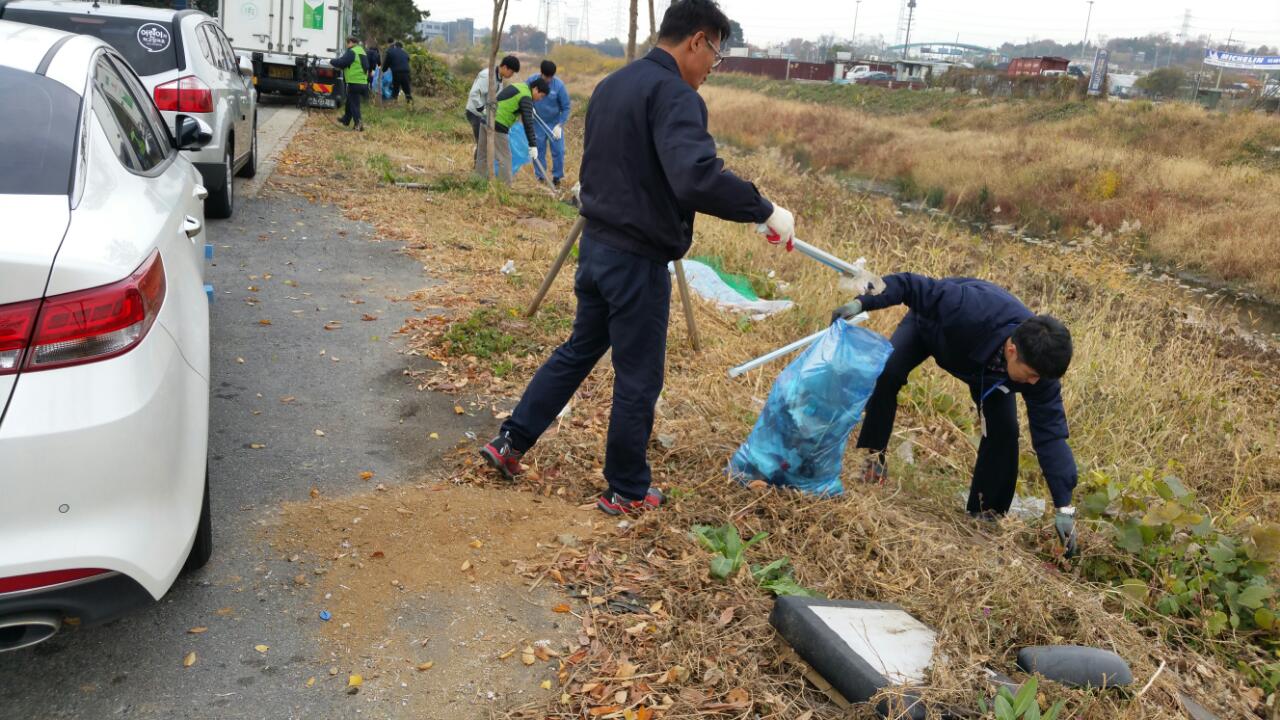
[626,0,638,62]
[647,0,656,46]
[485,0,509,179]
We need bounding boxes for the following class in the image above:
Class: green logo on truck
[303,0,323,29]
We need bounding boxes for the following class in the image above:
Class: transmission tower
[566,16,580,43]
[1177,9,1191,43]
[894,0,917,59]
[581,0,590,43]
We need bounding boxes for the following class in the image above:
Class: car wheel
[237,113,258,179]
[205,144,234,219]
[182,467,213,573]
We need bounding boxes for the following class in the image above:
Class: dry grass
[271,94,1280,718]
[701,82,1280,299]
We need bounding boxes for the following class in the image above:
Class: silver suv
[1,0,258,218]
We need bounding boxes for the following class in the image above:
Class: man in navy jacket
[833,273,1080,556]
[482,0,796,516]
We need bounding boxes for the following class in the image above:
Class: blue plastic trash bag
[380,69,393,99]
[496,123,531,176]
[728,322,893,496]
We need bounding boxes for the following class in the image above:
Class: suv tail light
[153,76,214,113]
[0,251,165,376]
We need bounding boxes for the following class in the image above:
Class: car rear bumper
[0,319,208,602]
[0,571,154,627]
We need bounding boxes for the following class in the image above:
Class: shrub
[405,44,462,97]
[547,44,624,77]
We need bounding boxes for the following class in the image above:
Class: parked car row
[0,0,238,651]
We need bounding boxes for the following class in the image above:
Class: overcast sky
[422,0,1280,50]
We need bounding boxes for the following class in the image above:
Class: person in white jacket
[466,56,520,149]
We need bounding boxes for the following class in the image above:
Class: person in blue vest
[831,273,1080,557]
[332,36,370,131]
[480,0,797,516]
[527,60,571,187]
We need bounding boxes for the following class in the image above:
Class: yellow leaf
[309,487,320,498]
[348,674,363,687]
[498,647,517,660]
[454,405,465,415]
[469,539,484,549]
[183,651,197,668]
[416,662,434,671]
[306,676,316,687]
[540,680,552,690]
[429,432,440,439]
[258,319,272,326]
[552,603,571,613]
[359,471,374,480]
[249,443,266,450]
[187,626,208,634]
[521,646,536,665]
[460,560,472,572]
[636,708,653,720]
[314,429,325,436]
[254,644,269,653]
[617,661,637,679]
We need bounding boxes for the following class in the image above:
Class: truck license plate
[267,65,293,79]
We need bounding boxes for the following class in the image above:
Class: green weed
[691,523,768,579]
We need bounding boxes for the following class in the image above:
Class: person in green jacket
[474,77,549,184]
[332,36,370,131]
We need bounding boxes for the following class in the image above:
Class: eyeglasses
[703,35,724,68]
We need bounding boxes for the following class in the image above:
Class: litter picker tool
[728,315,867,378]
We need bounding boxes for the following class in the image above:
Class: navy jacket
[859,273,1078,507]
[383,46,411,74]
[579,48,773,263]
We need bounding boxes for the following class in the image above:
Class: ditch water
[841,176,1280,355]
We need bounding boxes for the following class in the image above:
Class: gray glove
[830,299,862,324]
[1054,507,1078,559]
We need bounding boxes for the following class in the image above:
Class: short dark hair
[1012,315,1073,379]
[540,59,557,77]
[658,0,732,45]
[346,35,358,44]
[529,77,550,94]
[500,55,520,72]
[394,40,404,48]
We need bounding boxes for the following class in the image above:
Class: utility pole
[851,0,862,51]
[902,0,916,60]
[1081,0,1094,53]
[1216,29,1233,89]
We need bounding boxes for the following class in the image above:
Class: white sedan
[0,20,213,651]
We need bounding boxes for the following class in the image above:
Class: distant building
[1008,56,1070,77]
[417,18,475,45]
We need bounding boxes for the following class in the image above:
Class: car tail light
[0,299,40,375]
[6,251,165,373]
[0,568,109,595]
[153,76,214,113]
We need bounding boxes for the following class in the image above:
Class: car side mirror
[174,114,213,151]
[238,55,254,78]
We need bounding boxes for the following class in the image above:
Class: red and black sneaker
[480,432,524,481]
[596,487,664,516]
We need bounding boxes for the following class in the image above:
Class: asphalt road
[0,101,485,719]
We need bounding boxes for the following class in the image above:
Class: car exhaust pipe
[0,613,61,652]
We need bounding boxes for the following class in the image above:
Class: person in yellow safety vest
[332,36,370,131]
[474,77,548,184]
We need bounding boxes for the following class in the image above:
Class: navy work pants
[339,84,366,127]
[501,237,671,500]
[855,313,1020,515]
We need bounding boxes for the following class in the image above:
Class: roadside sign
[1088,48,1109,96]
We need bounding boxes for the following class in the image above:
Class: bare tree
[485,0,511,179]
[626,0,638,61]
[647,0,656,46]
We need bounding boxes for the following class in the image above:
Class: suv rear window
[4,9,181,76]
[0,67,80,195]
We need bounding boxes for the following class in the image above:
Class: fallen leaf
[215,607,233,616]
[249,443,266,450]
[725,687,750,706]
[588,706,620,717]
[540,680,552,690]
[624,622,649,636]
[460,560,472,572]
[495,411,512,419]
[416,662,434,671]
[454,405,465,415]
[635,708,653,720]
[359,471,374,480]
[235,357,245,364]
[361,314,377,321]
[716,606,735,627]
[309,487,320,499]
[314,429,326,437]
[552,603,571,613]
[187,626,208,634]
[469,539,483,549]
[254,644,269,653]
[371,550,385,559]
[183,651,197,668]
[614,690,628,704]
[795,711,814,720]
[258,319,272,326]
[347,674,362,694]
[429,432,439,440]
[498,647,517,661]
[283,279,298,287]
[617,661,638,679]
[521,646,536,666]
[280,396,296,403]
[323,321,342,330]
[306,676,316,687]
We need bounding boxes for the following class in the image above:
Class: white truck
[218,0,352,107]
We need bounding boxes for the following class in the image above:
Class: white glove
[757,204,796,251]
[529,146,539,161]
[552,124,563,140]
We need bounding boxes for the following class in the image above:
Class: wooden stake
[526,216,586,317]
[673,259,701,352]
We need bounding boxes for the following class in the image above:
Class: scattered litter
[319,610,332,622]
[1016,645,1133,688]
[500,260,517,275]
[669,259,792,317]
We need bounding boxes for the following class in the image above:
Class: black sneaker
[480,432,523,481]
[597,487,664,516]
